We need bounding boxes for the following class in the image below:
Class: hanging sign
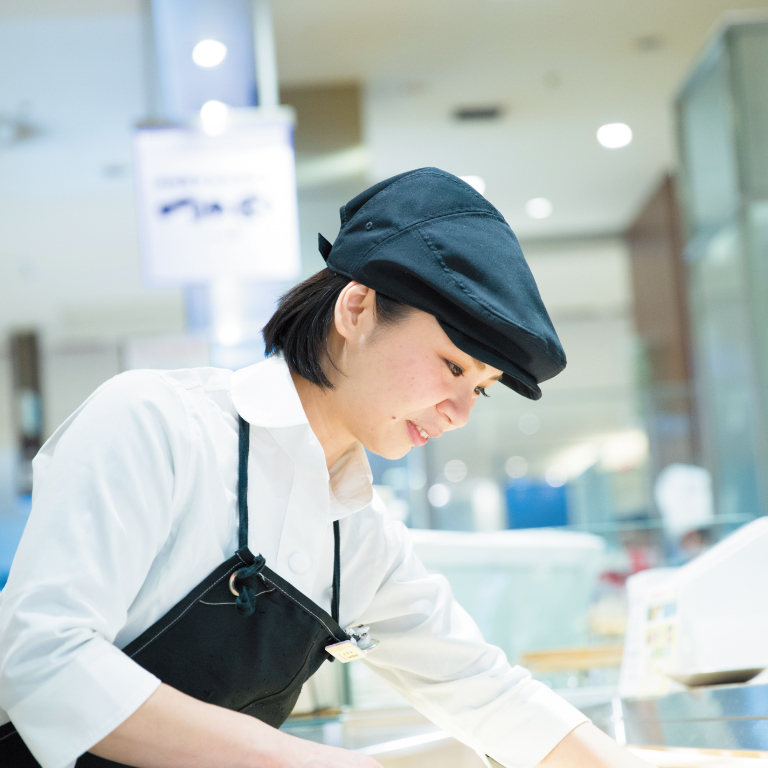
[133,119,301,287]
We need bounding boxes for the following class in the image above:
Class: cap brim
[437,319,543,400]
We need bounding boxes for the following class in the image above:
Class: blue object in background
[505,480,568,529]
[366,450,409,487]
[0,495,32,590]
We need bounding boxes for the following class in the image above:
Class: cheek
[376,357,447,413]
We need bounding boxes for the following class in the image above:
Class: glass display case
[676,18,768,522]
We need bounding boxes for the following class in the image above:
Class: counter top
[283,703,768,766]
[582,683,768,754]
[281,708,451,759]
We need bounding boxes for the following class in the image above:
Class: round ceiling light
[525,198,553,219]
[597,123,633,149]
[192,39,228,68]
[200,100,229,136]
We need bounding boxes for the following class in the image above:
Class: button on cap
[289,552,310,574]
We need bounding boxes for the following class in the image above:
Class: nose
[437,390,474,430]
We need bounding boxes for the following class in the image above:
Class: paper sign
[133,120,301,287]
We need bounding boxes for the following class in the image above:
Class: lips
[406,420,443,446]
[406,420,429,447]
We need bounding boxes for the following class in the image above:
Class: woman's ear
[334,282,377,343]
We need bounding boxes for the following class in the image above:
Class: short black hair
[263,268,413,389]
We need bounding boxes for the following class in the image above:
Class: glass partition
[677,46,739,236]
[676,19,768,525]
[687,224,763,519]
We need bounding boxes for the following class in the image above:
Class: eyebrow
[472,358,503,382]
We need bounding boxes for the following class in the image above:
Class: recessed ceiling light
[525,198,553,219]
[459,176,486,195]
[597,123,633,149]
[200,100,229,135]
[192,39,227,68]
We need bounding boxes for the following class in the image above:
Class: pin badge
[325,625,380,663]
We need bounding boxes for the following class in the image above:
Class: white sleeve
[356,518,588,768]
[0,371,191,768]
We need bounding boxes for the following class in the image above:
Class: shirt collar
[231,353,308,428]
[231,355,373,519]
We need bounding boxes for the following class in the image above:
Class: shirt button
[289,552,310,574]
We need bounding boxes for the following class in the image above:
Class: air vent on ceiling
[453,105,504,121]
[634,34,664,52]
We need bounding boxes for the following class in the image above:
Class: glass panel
[730,24,768,200]
[687,224,762,520]
[744,201,768,468]
[677,46,739,233]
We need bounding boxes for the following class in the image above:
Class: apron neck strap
[332,520,340,623]
[237,415,342,624]
[238,416,250,550]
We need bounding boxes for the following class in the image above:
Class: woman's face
[328,283,504,460]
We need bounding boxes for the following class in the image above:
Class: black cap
[317,167,565,400]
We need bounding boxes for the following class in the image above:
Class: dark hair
[263,268,413,389]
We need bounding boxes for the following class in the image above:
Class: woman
[0,168,649,767]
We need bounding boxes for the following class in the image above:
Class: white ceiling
[3,0,768,238]
[271,0,768,238]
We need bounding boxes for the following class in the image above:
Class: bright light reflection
[600,430,648,471]
[427,483,451,507]
[200,100,229,136]
[525,198,553,219]
[216,322,243,347]
[597,123,633,149]
[545,466,567,488]
[518,412,540,435]
[505,456,528,479]
[192,39,227,68]
[444,460,468,483]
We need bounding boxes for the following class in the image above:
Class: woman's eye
[475,386,490,398]
[447,361,463,377]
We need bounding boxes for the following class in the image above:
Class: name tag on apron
[325,639,368,662]
[326,625,379,663]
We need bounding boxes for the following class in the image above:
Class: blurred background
[4,0,768,759]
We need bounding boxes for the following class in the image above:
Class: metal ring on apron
[229,571,240,597]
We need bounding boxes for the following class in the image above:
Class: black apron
[0,416,351,766]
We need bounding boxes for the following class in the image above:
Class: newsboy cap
[317,167,565,400]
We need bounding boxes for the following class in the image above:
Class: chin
[363,438,411,461]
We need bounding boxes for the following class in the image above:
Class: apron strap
[237,414,343,624]
[332,520,340,623]
[238,415,250,550]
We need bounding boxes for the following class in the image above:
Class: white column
[253,0,279,108]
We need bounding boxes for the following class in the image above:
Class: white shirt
[0,354,586,768]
